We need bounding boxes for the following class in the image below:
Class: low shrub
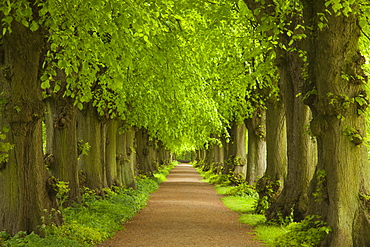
[273,215,331,247]
[225,183,258,198]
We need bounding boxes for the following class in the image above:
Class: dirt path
[97,164,264,247]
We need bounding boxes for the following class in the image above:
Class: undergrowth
[0,162,176,247]
[193,160,331,247]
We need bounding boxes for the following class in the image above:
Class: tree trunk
[214,141,224,173]
[158,141,171,166]
[106,119,118,187]
[265,99,287,187]
[135,128,156,175]
[268,45,317,221]
[45,96,80,205]
[245,108,266,184]
[222,125,236,175]
[254,99,287,214]
[243,0,317,223]
[117,126,137,188]
[0,20,60,235]
[77,103,107,190]
[233,122,248,175]
[44,68,80,205]
[302,1,370,245]
[204,143,215,172]
[222,122,247,176]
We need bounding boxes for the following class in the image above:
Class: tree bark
[302,1,370,245]
[233,122,248,175]
[0,20,60,235]
[136,128,156,175]
[214,140,224,173]
[106,118,118,187]
[117,126,137,188]
[245,108,266,184]
[45,97,80,205]
[268,46,317,221]
[44,69,80,205]
[265,99,287,187]
[77,103,108,189]
[204,143,215,172]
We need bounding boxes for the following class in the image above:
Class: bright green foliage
[0,231,84,247]
[255,177,281,215]
[0,128,13,164]
[225,183,258,197]
[0,0,282,153]
[273,215,332,247]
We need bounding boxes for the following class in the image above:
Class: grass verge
[215,184,286,246]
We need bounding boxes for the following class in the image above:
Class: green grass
[221,196,255,214]
[255,224,288,246]
[218,191,287,246]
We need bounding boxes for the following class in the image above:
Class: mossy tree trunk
[265,99,287,188]
[243,0,317,222]
[255,99,287,213]
[267,46,317,222]
[245,108,266,184]
[214,140,224,174]
[136,128,156,175]
[302,1,370,245]
[0,20,60,235]
[117,126,137,188]
[44,70,80,205]
[233,122,247,175]
[106,118,118,187]
[77,103,108,190]
[204,143,215,172]
[45,97,80,205]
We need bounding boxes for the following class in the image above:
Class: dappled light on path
[97,164,263,247]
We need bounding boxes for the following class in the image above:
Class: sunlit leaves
[1,0,283,152]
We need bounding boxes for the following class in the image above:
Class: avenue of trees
[1,0,370,246]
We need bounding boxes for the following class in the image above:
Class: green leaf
[2,16,13,25]
[21,19,29,28]
[41,80,50,89]
[30,21,39,32]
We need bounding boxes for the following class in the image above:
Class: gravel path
[97,163,264,247]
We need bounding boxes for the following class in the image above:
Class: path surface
[97,164,264,247]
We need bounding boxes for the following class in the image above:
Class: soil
[97,163,264,247]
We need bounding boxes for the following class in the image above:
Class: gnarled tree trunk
[0,20,60,235]
[302,1,370,245]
